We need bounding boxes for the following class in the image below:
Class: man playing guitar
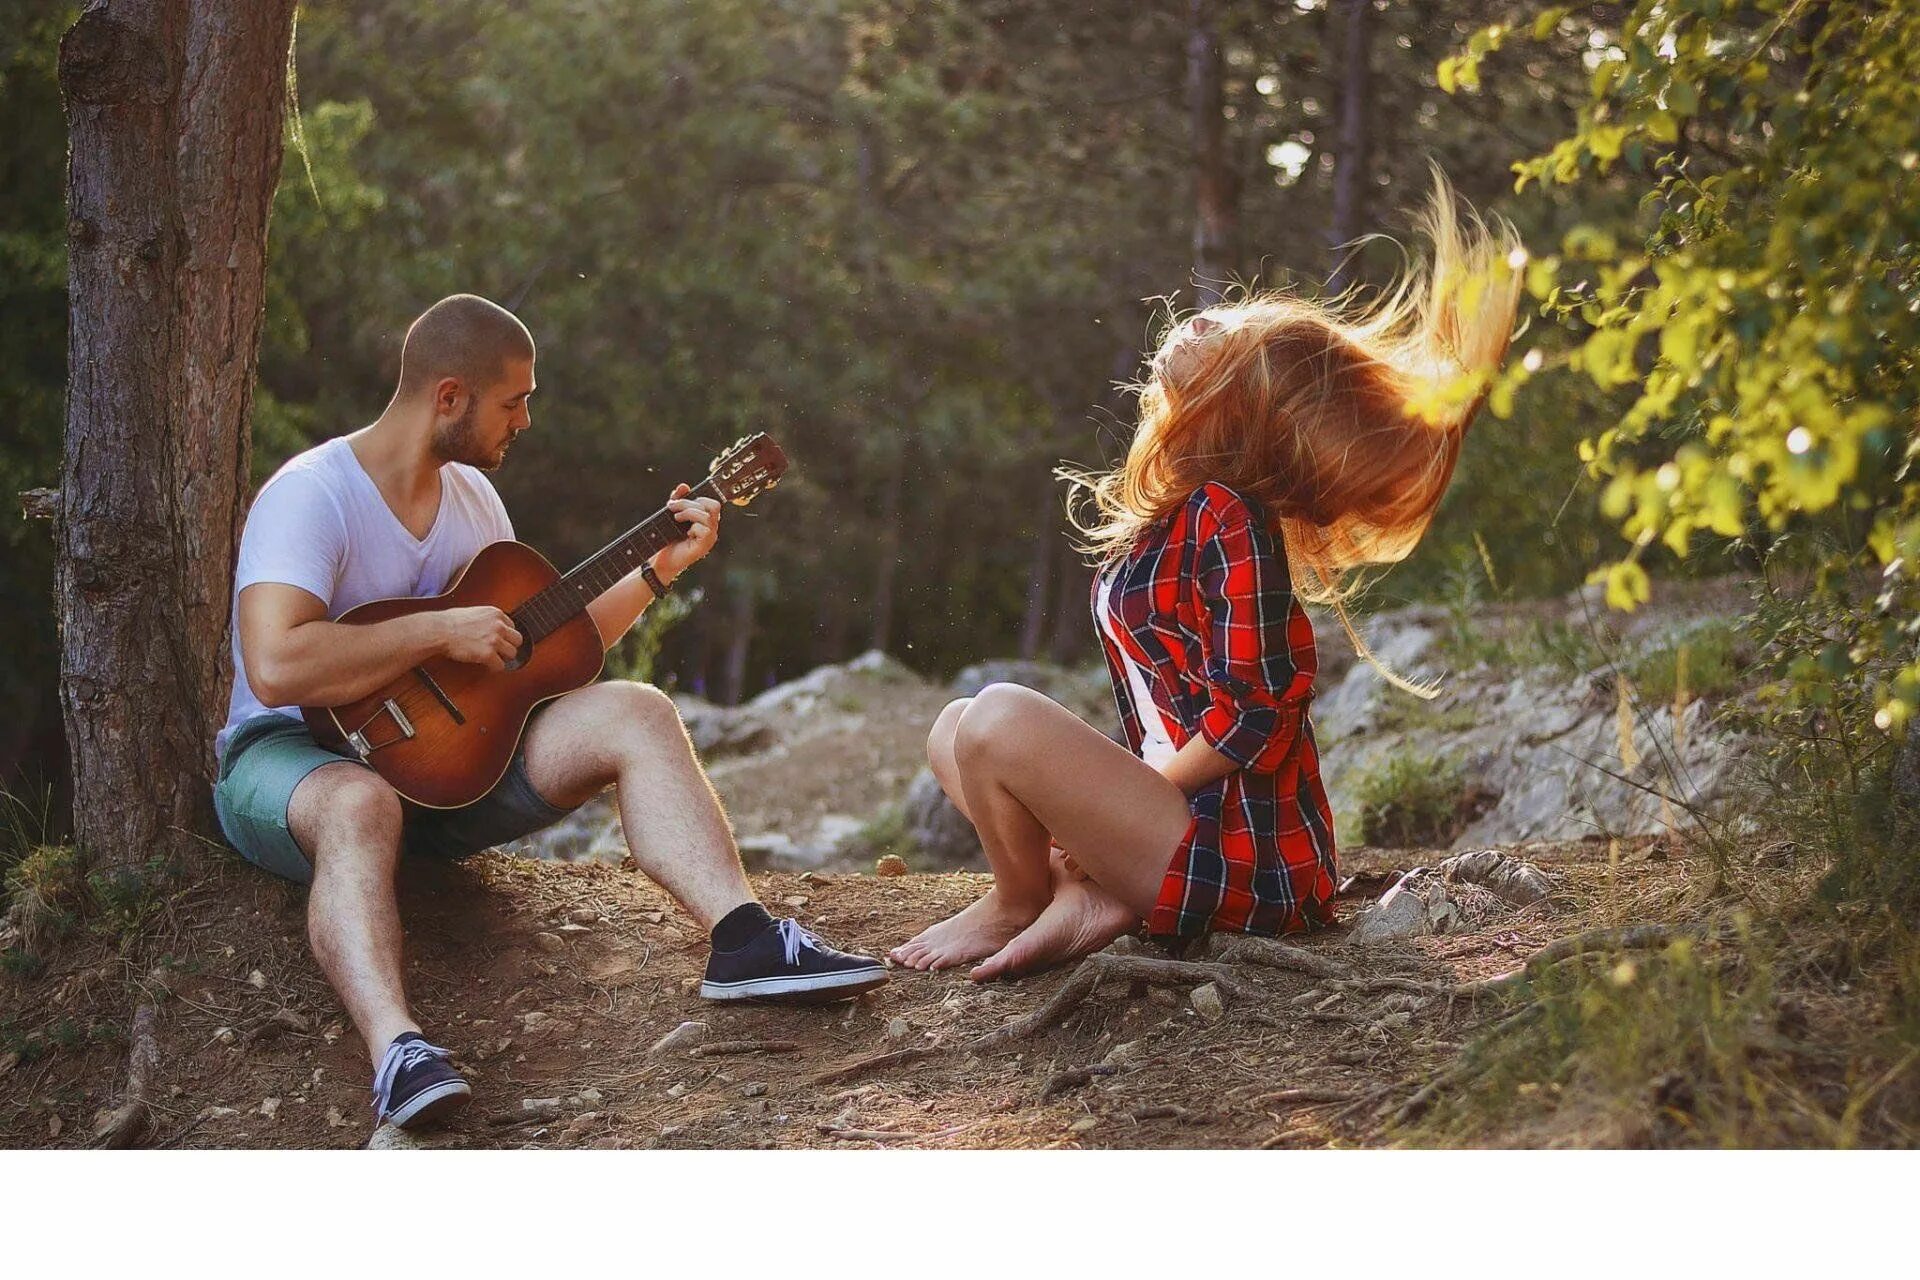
[214,294,885,1131]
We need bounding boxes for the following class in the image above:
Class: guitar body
[303,540,604,809]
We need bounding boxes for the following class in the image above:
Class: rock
[1189,984,1226,1023]
[901,768,984,869]
[666,1082,688,1099]
[1068,1116,1100,1134]
[326,1107,351,1129]
[532,932,564,954]
[200,1106,241,1121]
[874,854,908,877]
[247,969,268,989]
[1147,987,1177,1008]
[564,1112,601,1138]
[566,907,599,924]
[885,1016,911,1041]
[1100,1040,1142,1067]
[367,1123,456,1150]
[257,1097,282,1120]
[948,661,1115,724]
[1346,871,1445,945]
[643,911,666,924]
[649,1020,709,1056]
[1439,848,1553,905]
[213,1026,237,1045]
[557,922,592,935]
[741,1082,768,1098]
[574,1087,604,1108]
[47,1114,62,1139]
[0,1051,19,1076]
[784,895,810,909]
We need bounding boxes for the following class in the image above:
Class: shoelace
[776,917,822,967]
[371,1036,453,1118]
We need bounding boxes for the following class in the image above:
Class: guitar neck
[513,477,722,642]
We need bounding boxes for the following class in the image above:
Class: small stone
[247,969,268,989]
[746,1099,769,1119]
[201,1106,241,1121]
[1190,983,1225,1023]
[799,871,825,885]
[519,1011,549,1029]
[557,922,591,935]
[257,1097,282,1120]
[566,907,599,924]
[1147,987,1177,1008]
[1068,1117,1099,1134]
[885,1017,911,1041]
[326,1107,351,1129]
[643,911,666,924]
[532,932,565,954]
[367,1124,429,1151]
[875,855,908,877]
[1105,935,1141,956]
[679,976,702,996]
[649,1020,709,1056]
[783,895,810,908]
[0,1051,19,1075]
[212,1026,236,1045]
[564,1112,601,1138]
[575,1087,604,1107]
[522,1096,564,1113]
[659,1124,685,1139]
[1100,1040,1141,1067]
[666,1082,688,1099]
[741,1082,768,1098]
[47,1114,62,1139]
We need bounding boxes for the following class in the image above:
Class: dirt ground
[0,834,1755,1150]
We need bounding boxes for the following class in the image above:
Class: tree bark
[1326,0,1374,293]
[1019,470,1056,660]
[720,581,757,706]
[1186,0,1238,306]
[56,0,297,869]
[868,433,907,654]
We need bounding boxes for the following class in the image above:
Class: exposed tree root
[93,1000,160,1149]
[807,1044,945,1085]
[1041,1064,1118,1099]
[967,955,1257,1055]
[1196,934,1354,979]
[1455,924,1685,998]
[688,1039,799,1058]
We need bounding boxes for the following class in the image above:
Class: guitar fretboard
[511,478,720,642]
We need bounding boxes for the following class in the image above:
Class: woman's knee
[953,683,1046,766]
[927,697,971,768]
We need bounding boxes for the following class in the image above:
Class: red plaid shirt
[1092,482,1338,938]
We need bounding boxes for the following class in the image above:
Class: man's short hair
[396,294,535,400]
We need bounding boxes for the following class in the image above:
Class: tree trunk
[1187,0,1238,306]
[868,433,906,654]
[1326,0,1373,293]
[57,0,297,869]
[1019,484,1055,661]
[720,582,757,706]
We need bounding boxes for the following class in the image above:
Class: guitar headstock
[707,433,790,507]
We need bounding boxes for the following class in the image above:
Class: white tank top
[1095,561,1179,769]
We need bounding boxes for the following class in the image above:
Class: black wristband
[641,561,672,598]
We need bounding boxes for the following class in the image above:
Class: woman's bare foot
[889,889,1045,971]
[969,876,1139,982]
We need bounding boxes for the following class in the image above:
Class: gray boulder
[901,767,983,869]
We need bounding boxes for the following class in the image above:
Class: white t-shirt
[216,435,515,757]
[1095,561,1178,769]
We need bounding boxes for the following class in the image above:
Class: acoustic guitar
[302,433,788,808]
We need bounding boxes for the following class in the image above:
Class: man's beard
[430,402,511,471]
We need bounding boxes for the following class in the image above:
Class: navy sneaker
[372,1032,472,1129]
[700,917,889,1002]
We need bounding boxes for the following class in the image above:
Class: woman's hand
[650,482,722,583]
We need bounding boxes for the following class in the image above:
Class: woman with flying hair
[892,172,1524,979]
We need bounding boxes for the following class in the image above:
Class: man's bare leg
[518,680,752,930]
[290,763,418,1066]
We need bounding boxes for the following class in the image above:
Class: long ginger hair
[1067,169,1523,695]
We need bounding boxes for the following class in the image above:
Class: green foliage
[1627,619,1743,704]
[605,588,700,687]
[1453,2,1920,742]
[1351,750,1477,848]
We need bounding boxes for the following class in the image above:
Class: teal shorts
[212,712,577,886]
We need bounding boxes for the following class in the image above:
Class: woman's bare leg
[892,683,1192,975]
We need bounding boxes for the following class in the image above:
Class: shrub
[1351,751,1486,848]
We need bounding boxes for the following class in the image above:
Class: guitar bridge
[344,698,416,759]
